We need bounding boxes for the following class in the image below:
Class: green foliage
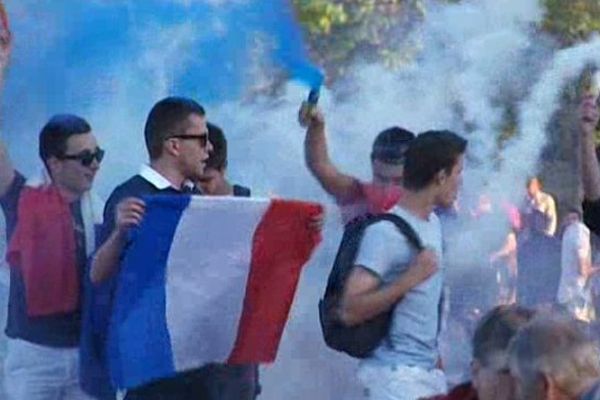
[292,0,600,80]
[542,0,600,47]
[293,0,426,80]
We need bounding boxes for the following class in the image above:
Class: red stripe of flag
[227,199,322,363]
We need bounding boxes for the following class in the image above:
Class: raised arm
[0,4,13,198]
[0,1,11,88]
[300,103,362,203]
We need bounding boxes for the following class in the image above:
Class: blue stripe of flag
[108,195,192,389]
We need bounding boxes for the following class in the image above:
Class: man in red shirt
[299,104,414,223]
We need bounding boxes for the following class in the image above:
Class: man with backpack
[336,131,467,400]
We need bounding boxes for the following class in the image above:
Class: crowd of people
[3,7,600,400]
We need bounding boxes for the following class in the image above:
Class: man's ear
[46,157,61,178]
[435,168,448,186]
[163,138,180,158]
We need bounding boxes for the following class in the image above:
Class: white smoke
[2,0,599,398]
[202,0,561,397]
[501,36,600,189]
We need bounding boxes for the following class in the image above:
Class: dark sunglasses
[59,148,105,167]
[170,134,209,147]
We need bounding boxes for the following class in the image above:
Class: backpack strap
[371,213,424,252]
[325,212,424,296]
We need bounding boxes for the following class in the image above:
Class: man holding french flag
[85,97,323,400]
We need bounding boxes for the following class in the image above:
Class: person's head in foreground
[471,305,535,400]
[508,315,600,400]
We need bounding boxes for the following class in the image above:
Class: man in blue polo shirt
[90,97,214,399]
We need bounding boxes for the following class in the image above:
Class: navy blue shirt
[82,174,186,399]
[0,172,87,347]
[98,175,183,247]
[97,175,254,398]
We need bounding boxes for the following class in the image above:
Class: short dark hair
[473,305,534,367]
[403,130,467,191]
[144,97,206,160]
[39,114,92,164]
[205,122,227,170]
[370,126,415,164]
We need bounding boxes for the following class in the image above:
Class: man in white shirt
[558,209,595,321]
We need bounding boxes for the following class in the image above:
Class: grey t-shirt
[354,205,444,369]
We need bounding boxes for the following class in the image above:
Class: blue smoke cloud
[5,0,321,105]
[1,0,322,176]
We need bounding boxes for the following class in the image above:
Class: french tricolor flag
[107,195,322,390]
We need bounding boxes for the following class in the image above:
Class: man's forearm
[340,271,420,326]
[305,123,333,177]
[304,123,360,201]
[90,230,127,285]
[580,256,593,281]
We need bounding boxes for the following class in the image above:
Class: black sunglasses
[170,134,209,147]
[59,148,105,167]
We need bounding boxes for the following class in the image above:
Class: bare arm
[491,231,517,261]
[0,4,13,198]
[300,104,362,203]
[90,198,145,285]
[339,250,438,326]
[577,230,594,281]
[545,195,557,237]
[0,2,10,89]
[580,95,600,201]
[90,229,128,285]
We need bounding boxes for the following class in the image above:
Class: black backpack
[318,213,424,358]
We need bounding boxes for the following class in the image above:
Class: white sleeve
[575,225,591,258]
[354,221,412,279]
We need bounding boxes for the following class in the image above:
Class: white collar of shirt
[138,164,175,190]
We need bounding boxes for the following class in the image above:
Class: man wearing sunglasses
[90,97,211,286]
[0,114,104,400]
[89,96,213,400]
